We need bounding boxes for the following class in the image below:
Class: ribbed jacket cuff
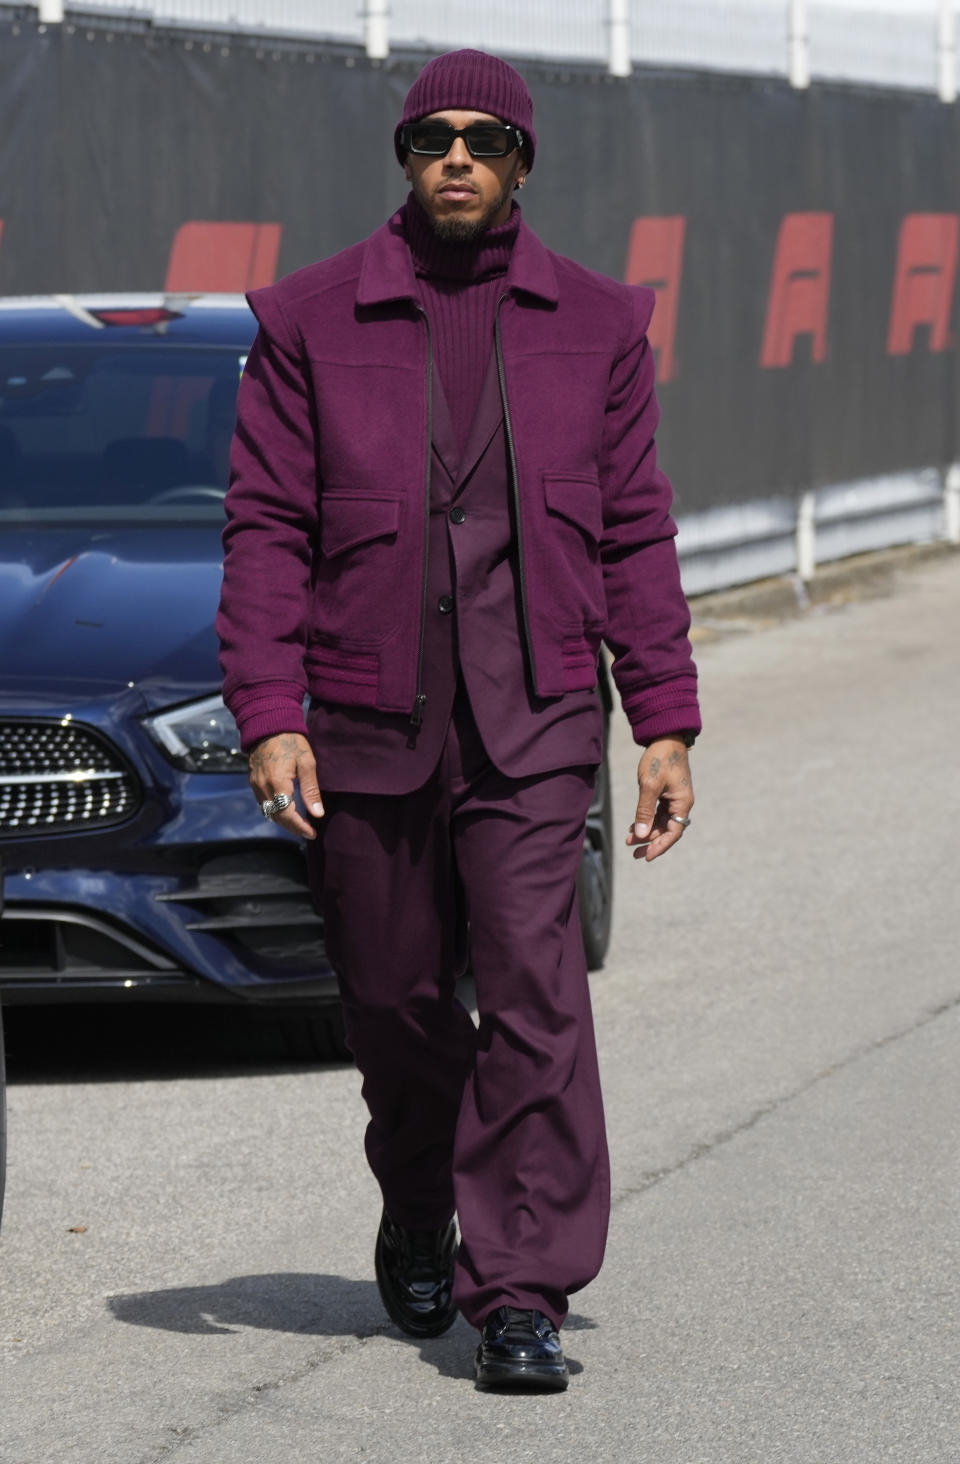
[227,686,309,753]
[621,678,702,746]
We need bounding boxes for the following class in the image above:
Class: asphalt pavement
[3,547,959,1463]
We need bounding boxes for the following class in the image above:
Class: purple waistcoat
[306,347,603,795]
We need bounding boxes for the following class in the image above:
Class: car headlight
[143,695,247,773]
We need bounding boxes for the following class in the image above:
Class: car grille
[0,719,141,837]
[155,850,327,973]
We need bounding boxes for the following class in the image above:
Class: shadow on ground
[2,980,476,1084]
[2,1003,348,1084]
[107,1272,593,1378]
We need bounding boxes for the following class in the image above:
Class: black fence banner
[2,20,958,511]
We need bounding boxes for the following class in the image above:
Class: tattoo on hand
[250,734,300,780]
[648,756,661,778]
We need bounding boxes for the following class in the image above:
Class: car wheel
[578,740,614,971]
[277,1004,352,1064]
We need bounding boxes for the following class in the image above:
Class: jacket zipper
[410,302,432,726]
[494,293,539,689]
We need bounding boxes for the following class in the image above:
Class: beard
[422,175,516,243]
[431,214,492,244]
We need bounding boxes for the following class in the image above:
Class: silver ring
[260,792,293,820]
[669,814,692,828]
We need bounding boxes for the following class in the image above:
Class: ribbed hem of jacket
[621,677,702,746]
[227,683,308,753]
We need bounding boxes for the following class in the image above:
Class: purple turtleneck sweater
[401,191,521,455]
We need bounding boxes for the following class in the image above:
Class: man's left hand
[626,736,695,863]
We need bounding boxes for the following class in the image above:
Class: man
[216,49,700,1392]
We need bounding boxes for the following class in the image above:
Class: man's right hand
[248,732,324,840]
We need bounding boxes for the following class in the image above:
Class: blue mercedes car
[0,295,613,1063]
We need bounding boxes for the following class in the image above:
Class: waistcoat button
[449,507,466,524]
[437,594,454,615]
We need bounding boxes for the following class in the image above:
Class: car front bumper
[0,725,337,1006]
[0,847,337,1005]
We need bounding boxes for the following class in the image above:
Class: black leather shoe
[374,1209,458,1337]
[475,1306,569,1391]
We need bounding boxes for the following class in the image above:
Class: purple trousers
[307,677,610,1330]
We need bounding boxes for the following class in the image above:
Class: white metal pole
[363,0,389,61]
[944,463,960,542]
[938,0,956,103]
[796,490,817,580]
[38,0,64,20]
[608,0,632,78]
[788,0,810,89]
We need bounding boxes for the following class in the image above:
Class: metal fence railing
[30,1,960,99]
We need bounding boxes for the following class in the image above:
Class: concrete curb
[688,540,958,642]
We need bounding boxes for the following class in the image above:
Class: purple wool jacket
[216,206,700,752]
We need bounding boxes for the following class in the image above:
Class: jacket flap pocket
[321,494,401,557]
[543,473,602,541]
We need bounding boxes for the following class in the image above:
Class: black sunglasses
[400,121,523,159]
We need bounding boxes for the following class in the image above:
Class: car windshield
[0,344,248,525]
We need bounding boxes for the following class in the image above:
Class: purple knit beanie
[394,49,536,171]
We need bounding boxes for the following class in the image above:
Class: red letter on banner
[624,216,685,382]
[759,212,833,368]
[886,213,958,354]
[164,222,282,291]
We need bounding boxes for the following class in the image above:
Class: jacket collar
[503,215,559,305]
[356,206,559,308]
[356,210,419,307]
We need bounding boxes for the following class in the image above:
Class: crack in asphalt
[611,988,960,1207]
[136,1324,394,1464]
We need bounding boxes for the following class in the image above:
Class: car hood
[0,525,226,712]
